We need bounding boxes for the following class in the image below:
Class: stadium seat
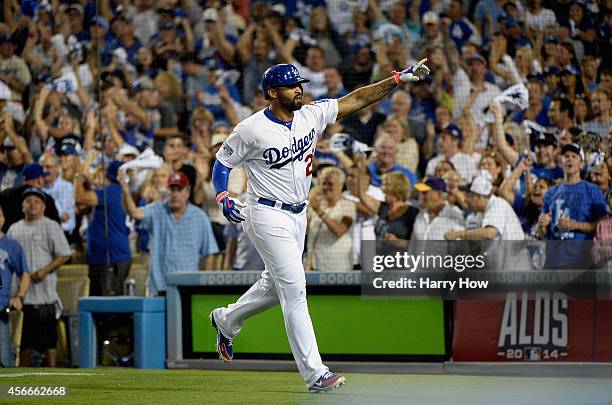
[9,310,23,367]
[56,277,90,367]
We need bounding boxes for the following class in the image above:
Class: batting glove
[392,58,431,83]
[216,192,247,224]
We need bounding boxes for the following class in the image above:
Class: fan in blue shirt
[538,144,607,269]
[0,208,30,368]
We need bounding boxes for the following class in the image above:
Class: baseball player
[210,61,430,393]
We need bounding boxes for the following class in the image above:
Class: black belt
[258,197,306,214]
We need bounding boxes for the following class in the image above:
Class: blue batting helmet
[261,64,310,100]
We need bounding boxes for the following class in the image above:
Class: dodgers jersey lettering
[216,99,339,204]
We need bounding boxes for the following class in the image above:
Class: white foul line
[0,372,100,378]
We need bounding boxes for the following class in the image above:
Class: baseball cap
[515,38,531,49]
[441,124,463,141]
[66,3,84,15]
[544,36,558,45]
[21,187,46,203]
[562,66,579,76]
[534,132,558,147]
[468,174,493,196]
[23,163,50,180]
[168,172,189,188]
[159,21,176,30]
[35,2,52,19]
[467,53,487,65]
[59,144,77,156]
[415,176,447,193]
[118,144,139,158]
[56,140,77,156]
[203,8,218,22]
[561,143,585,161]
[271,4,286,16]
[504,16,519,28]
[543,66,560,76]
[423,11,439,25]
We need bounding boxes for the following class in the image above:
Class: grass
[0,368,611,405]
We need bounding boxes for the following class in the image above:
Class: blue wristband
[212,160,232,195]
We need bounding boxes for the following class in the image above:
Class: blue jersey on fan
[0,236,29,308]
[541,180,607,268]
[87,184,132,265]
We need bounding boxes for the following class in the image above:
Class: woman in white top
[307,166,356,272]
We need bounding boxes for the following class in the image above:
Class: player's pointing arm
[336,59,431,121]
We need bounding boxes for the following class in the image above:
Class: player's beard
[278,92,303,111]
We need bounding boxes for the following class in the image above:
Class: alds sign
[453,295,610,361]
[497,291,568,361]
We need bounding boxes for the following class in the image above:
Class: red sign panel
[452,292,606,361]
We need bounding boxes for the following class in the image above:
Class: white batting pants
[213,200,328,386]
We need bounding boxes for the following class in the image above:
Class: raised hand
[393,59,431,83]
[538,212,552,228]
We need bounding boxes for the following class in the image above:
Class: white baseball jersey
[216,99,339,204]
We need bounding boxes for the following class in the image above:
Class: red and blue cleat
[210,310,233,362]
[308,371,346,393]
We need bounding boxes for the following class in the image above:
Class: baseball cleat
[308,371,346,393]
[210,310,233,362]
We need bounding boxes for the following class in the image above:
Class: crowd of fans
[0,0,611,366]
